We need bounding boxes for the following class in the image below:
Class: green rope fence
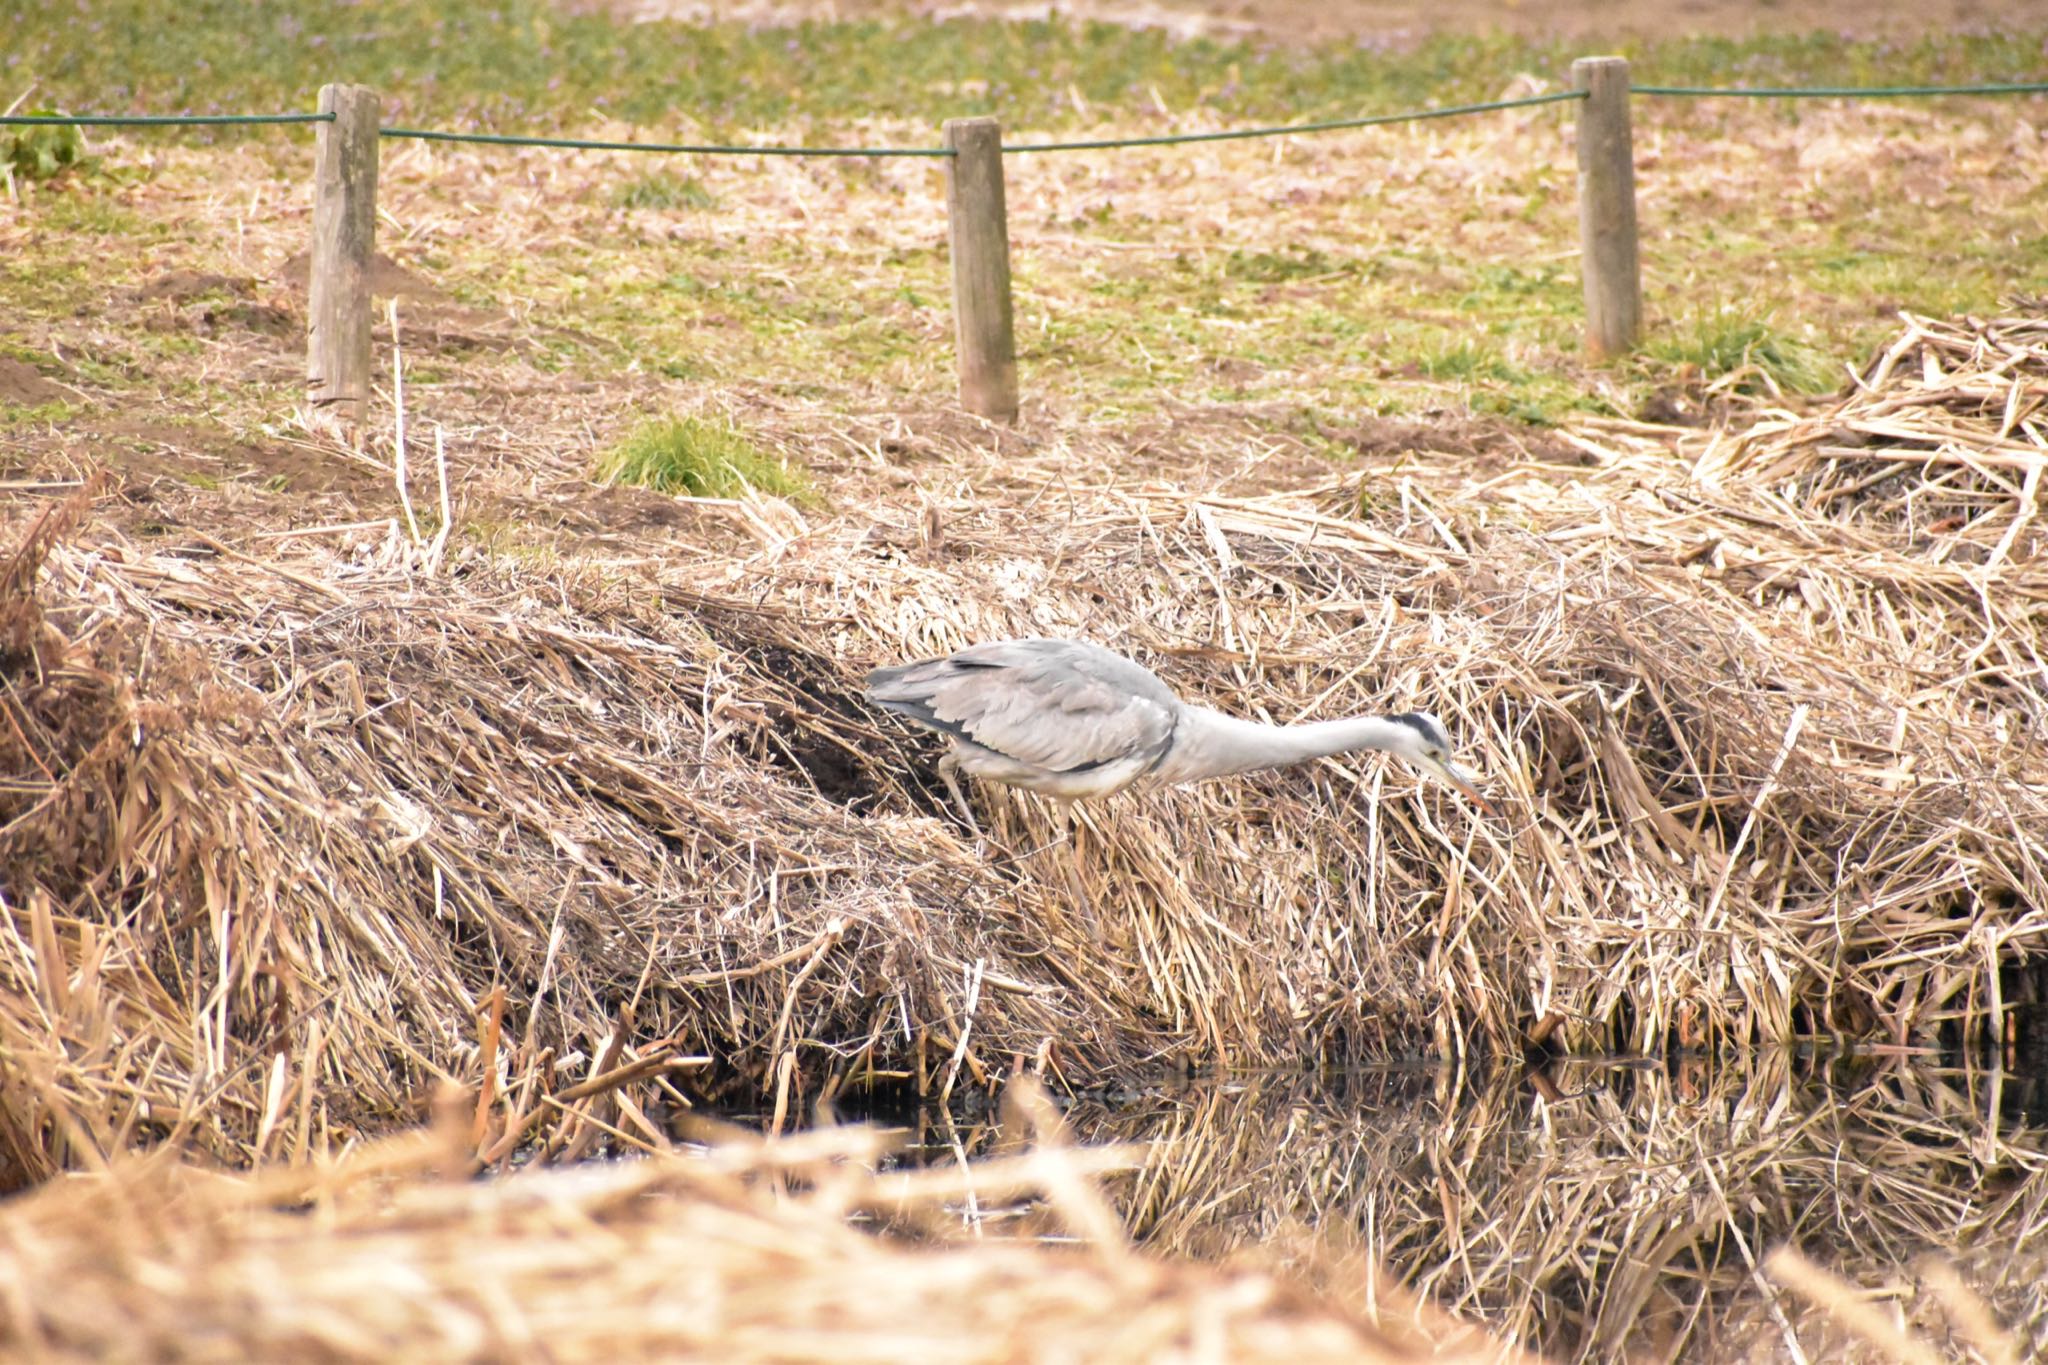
[11,79,2045,150]
[14,69,2048,423]
[377,127,952,157]
[985,91,1585,152]
[1634,80,2048,98]
[376,92,1588,157]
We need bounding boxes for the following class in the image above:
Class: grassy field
[6,3,2046,436]
[16,1,2042,128]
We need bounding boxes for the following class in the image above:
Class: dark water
[800,1046,2048,1361]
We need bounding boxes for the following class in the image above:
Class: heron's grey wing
[866,639,1179,775]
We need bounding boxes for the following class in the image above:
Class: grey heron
[866,637,1496,824]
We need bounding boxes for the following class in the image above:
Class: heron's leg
[936,751,981,835]
[1058,801,1105,943]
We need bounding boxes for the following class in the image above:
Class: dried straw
[0,1077,1529,1363]
[1,303,2044,1190]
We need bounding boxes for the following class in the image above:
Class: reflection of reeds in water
[1054,1055,2046,1361]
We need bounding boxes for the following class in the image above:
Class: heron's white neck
[1152,705,1417,784]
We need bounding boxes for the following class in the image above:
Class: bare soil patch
[0,358,69,407]
[1327,412,1584,466]
[277,249,448,302]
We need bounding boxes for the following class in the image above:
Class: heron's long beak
[1419,755,1499,819]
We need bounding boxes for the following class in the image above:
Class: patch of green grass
[560,223,954,394]
[36,192,144,237]
[1470,383,1600,426]
[658,272,714,298]
[1225,247,1352,284]
[1460,264,1575,313]
[1418,339,1522,384]
[0,401,78,427]
[1644,307,1837,396]
[2,115,89,188]
[595,416,811,501]
[611,173,718,211]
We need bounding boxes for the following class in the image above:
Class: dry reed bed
[1061,1055,2044,1360]
[0,1078,1527,1363]
[0,482,1067,1181]
[2,308,2046,1186]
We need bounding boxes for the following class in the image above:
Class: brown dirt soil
[277,249,448,301]
[0,358,71,407]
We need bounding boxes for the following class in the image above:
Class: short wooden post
[942,117,1019,424]
[1572,56,1642,359]
[308,83,381,427]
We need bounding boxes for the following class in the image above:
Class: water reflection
[829,1051,2048,1361]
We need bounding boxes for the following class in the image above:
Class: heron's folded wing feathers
[868,641,1176,774]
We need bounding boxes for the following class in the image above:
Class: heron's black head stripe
[1390,711,1449,750]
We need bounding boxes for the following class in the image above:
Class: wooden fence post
[309,83,381,427]
[1572,56,1642,359]
[942,117,1018,424]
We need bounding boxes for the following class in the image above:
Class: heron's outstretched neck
[1153,706,1414,783]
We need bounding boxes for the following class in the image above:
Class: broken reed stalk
[389,298,422,543]
[428,425,452,569]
